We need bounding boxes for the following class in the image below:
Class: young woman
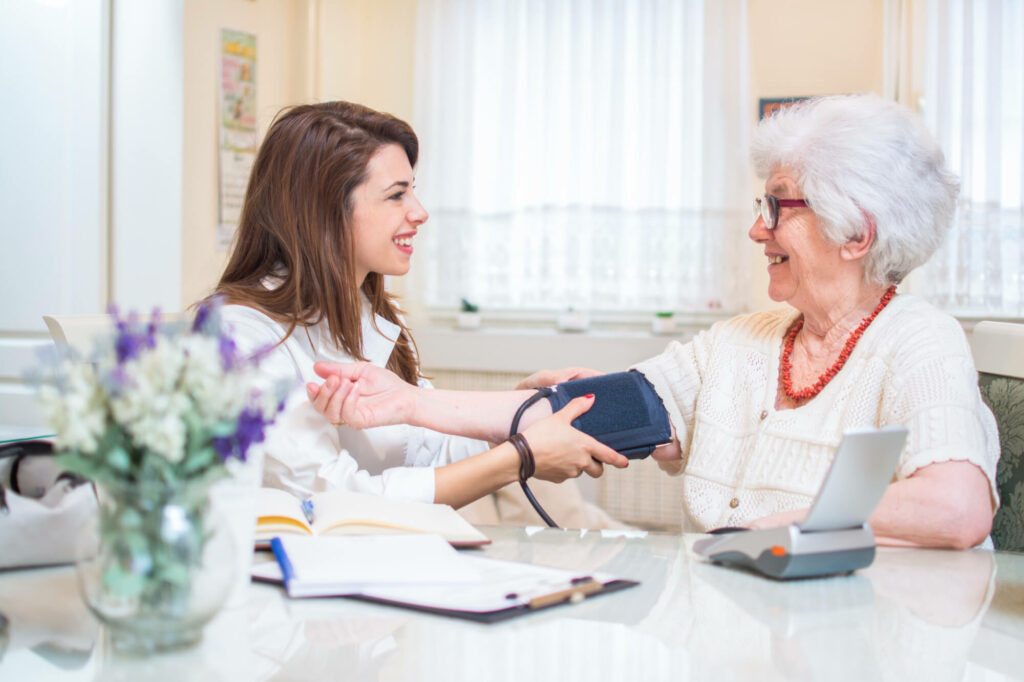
[212,101,627,508]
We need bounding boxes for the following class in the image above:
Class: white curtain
[916,0,1024,317]
[412,0,749,314]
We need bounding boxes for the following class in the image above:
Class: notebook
[254,534,639,623]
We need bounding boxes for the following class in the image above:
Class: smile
[393,237,413,247]
[767,255,787,265]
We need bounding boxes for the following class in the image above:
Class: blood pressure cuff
[544,370,672,459]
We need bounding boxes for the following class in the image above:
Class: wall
[179,0,888,315]
[180,0,313,308]
[746,0,885,311]
[180,0,420,307]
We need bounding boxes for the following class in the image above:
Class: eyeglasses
[753,194,810,230]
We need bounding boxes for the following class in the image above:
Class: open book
[256,487,490,548]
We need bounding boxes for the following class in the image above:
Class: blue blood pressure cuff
[544,370,672,459]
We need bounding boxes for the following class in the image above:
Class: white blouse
[632,294,1000,533]
[220,303,490,503]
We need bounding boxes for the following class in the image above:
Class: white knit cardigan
[632,294,1000,532]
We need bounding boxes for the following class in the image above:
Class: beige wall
[179,0,887,312]
[181,0,313,308]
[318,0,417,121]
[180,0,419,308]
[746,0,885,311]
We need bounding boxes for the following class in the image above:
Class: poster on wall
[217,28,258,250]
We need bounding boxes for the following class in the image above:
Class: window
[411,0,750,315]
[914,0,1024,317]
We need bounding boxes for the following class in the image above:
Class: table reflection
[0,528,1019,682]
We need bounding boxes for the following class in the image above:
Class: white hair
[751,94,959,286]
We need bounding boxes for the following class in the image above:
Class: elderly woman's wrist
[656,458,684,476]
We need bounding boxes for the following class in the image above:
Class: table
[1,527,1022,681]
[0,428,52,445]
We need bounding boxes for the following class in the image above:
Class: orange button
[770,545,786,557]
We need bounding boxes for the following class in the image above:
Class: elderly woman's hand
[746,508,809,530]
[516,367,604,390]
[308,361,418,429]
[650,430,684,475]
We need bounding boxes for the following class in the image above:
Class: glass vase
[75,479,235,653]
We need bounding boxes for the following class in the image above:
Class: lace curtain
[913,0,1024,317]
[411,0,750,314]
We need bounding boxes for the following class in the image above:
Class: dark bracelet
[509,433,535,481]
[509,387,557,527]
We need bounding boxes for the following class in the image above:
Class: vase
[75,478,235,653]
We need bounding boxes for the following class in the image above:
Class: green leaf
[102,564,147,599]
[107,446,131,471]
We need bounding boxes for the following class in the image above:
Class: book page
[278,534,481,598]
[309,490,488,545]
[256,487,312,537]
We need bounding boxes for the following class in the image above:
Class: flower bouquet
[37,298,281,651]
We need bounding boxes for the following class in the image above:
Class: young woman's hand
[307,362,417,428]
[515,367,604,390]
[520,394,629,482]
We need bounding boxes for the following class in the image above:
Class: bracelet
[509,433,535,481]
[509,387,557,527]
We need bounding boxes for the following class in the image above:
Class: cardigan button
[759,410,768,421]
[729,497,739,509]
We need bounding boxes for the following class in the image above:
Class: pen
[301,499,315,525]
[528,577,603,609]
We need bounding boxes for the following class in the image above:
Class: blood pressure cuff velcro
[544,370,672,459]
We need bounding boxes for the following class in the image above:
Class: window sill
[413,323,705,374]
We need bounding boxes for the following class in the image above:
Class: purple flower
[219,335,238,370]
[193,295,225,336]
[102,365,134,396]
[234,408,267,460]
[248,343,277,368]
[147,309,161,348]
[108,306,157,364]
[212,435,234,461]
[192,300,212,334]
[214,407,274,462]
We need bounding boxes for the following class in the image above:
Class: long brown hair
[214,101,422,384]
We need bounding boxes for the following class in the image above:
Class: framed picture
[758,97,811,120]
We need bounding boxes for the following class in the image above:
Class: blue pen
[301,498,315,525]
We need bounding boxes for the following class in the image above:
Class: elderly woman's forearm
[869,461,994,549]
[412,388,553,441]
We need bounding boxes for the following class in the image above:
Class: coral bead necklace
[780,286,897,403]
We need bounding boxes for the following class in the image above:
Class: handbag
[0,440,98,570]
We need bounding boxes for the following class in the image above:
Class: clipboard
[254,538,639,623]
[347,556,639,623]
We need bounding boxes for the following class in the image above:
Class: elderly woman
[308,95,999,549]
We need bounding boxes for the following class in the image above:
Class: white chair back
[42,313,184,354]
[972,321,1024,379]
[42,315,115,353]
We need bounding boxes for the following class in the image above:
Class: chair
[42,314,116,353]
[972,321,1024,552]
[42,313,183,353]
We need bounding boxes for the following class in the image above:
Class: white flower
[38,302,283,482]
[38,360,106,454]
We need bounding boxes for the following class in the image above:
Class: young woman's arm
[430,394,627,507]
[307,362,630,507]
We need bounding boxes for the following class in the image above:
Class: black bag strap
[0,440,56,495]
